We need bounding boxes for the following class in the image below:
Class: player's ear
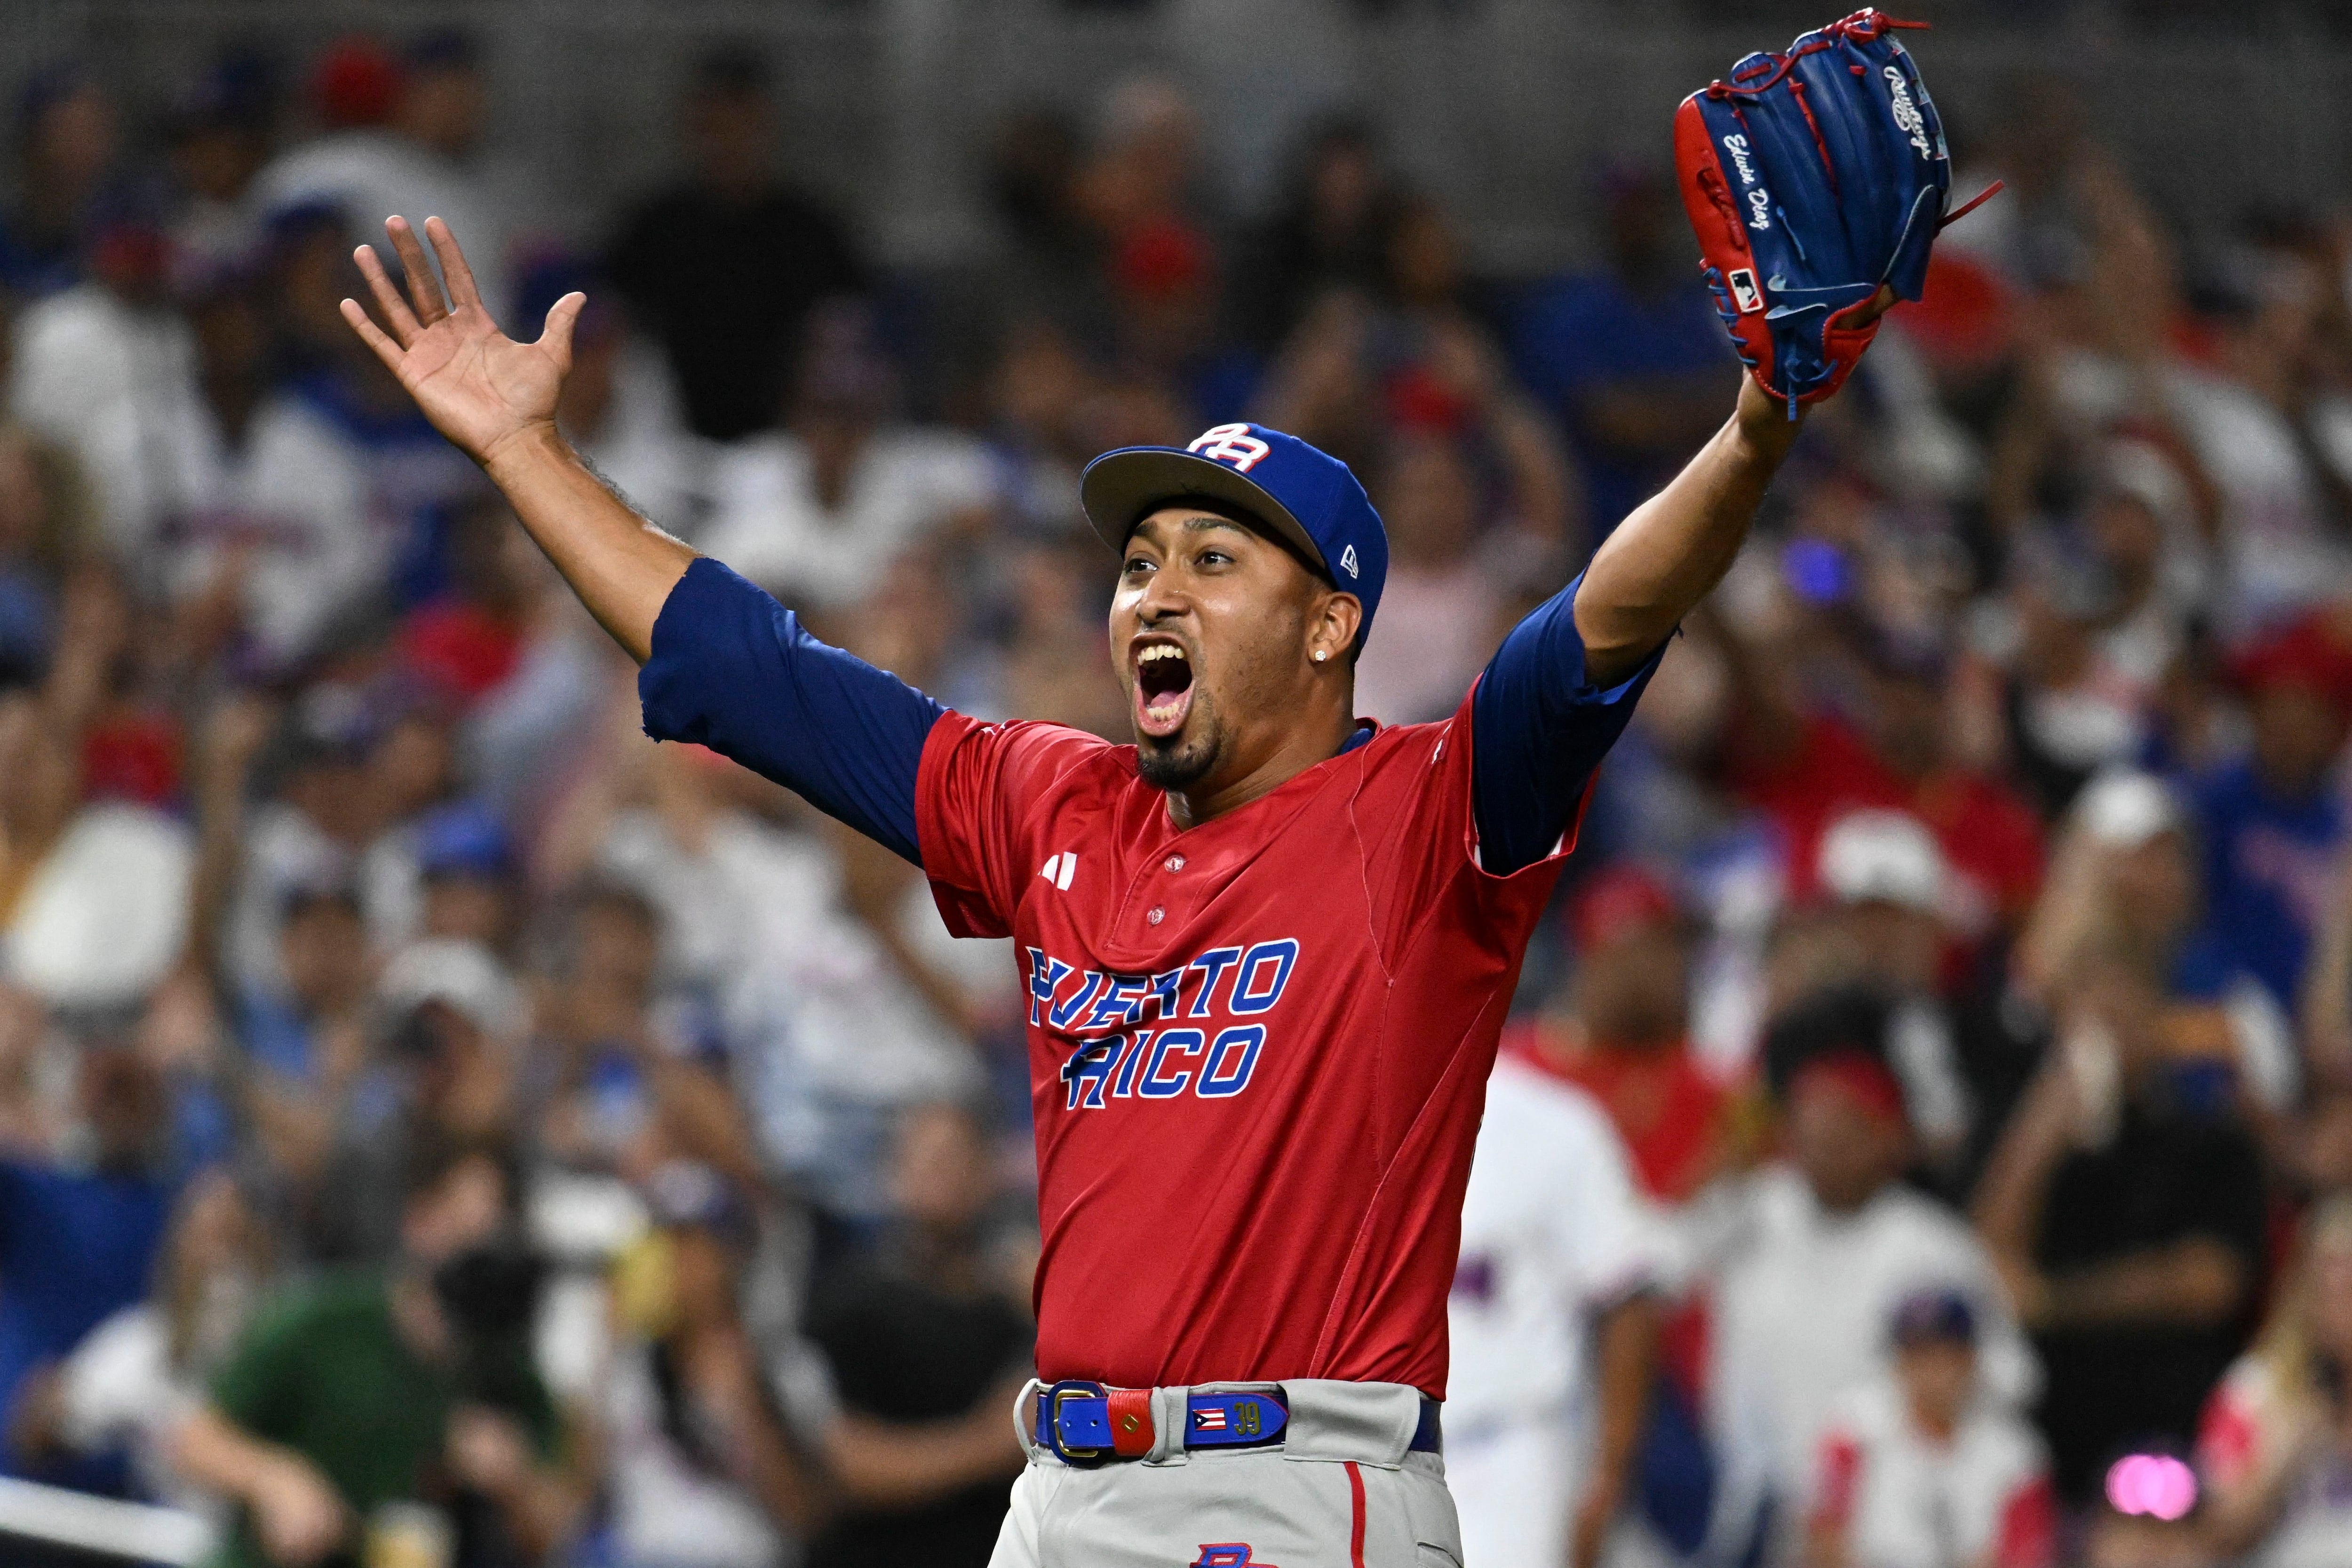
[1309,590,1361,669]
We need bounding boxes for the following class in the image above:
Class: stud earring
[1313,649,1328,663]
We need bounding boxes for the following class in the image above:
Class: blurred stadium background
[2,1,2352,1566]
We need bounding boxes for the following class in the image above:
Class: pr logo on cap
[1187,424,1271,473]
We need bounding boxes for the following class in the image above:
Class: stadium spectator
[1350,324,1579,725]
[2016,770,2300,1118]
[0,67,118,301]
[8,1170,270,1516]
[0,687,193,1013]
[1973,948,2268,1506]
[0,1040,175,1493]
[1716,595,2046,941]
[699,301,997,620]
[607,47,867,443]
[1233,118,1396,355]
[252,32,518,321]
[173,1135,586,1568]
[159,262,382,678]
[162,56,278,281]
[0,417,90,687]
[6,189,201,559]
[1511,166,1733,533]
[299,938,523,1266]
[2194,1194,2352,1566]
[2185,618,2352,1015]
[800,1100,1032,1568]
[1804,1289,2057,1568]
[597,1158,823,1568]
[1511,866,1732,1208]
[1706,990,2037,1565]
[1447,1050,1661,1568]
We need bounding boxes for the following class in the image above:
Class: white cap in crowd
[377,938,525,1040]
[1817,809,1948,916]
[2072,768,2184,850]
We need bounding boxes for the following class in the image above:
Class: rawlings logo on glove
[1673,9,1998,410]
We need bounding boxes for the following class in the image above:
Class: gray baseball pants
[987,1378,1465,1568]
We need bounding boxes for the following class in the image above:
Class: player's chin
[1134,717,1218,792]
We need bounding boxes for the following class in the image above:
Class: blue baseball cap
[1080,422,1390,648]
[414,800,514,882]
[1890,1287,1977,1347]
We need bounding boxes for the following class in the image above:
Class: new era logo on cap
[1339,544,1359,580]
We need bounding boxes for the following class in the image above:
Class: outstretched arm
[1572,290,1897,686]
[1573,374,1804,687]
[1468,297,1890,875]
[340,216,691,660]
[345,218,945,863]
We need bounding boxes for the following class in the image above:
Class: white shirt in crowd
[1704,1167,2039,1561]
[251,130,516,318]
[8,283,203,557]
[159,392,386,668]
[2165,366,2352,634]
[55,1303,230,1523]
[1446,1055,1662,1568]
[572,341,713,541]
[699,428,996,613]
[3,803,194,1011]
[596,808,985,1219]
[1808,1374,2051,1568]
[600,1340,788,1568]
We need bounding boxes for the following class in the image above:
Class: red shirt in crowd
[1732,713,2044,926]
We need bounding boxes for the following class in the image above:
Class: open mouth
[1133,642,1195,739]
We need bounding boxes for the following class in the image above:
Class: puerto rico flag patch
[1192,1407,1227,1432]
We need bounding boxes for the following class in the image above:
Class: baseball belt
[1035,1379,1442,1466]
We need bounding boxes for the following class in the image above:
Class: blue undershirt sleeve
[1470,570,1668,877]
[637,557,945,866]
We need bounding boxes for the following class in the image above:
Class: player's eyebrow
[1128,510,1256,549]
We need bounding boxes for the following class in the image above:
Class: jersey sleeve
[1469,570,1666,876]
[915,711,1117,939]
[637,557,946,865]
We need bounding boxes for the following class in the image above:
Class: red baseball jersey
[915,688,1581,1399]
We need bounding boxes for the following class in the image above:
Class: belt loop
[1144,1384,1190,1465]
[1012,1376,1045,1459]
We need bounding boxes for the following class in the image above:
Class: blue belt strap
[1036,1382,1441,1465]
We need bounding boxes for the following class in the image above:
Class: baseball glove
[1672,9,1996,409]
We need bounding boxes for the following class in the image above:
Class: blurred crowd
[1,25,2351,1568]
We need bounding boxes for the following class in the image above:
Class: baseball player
[337,21,1940,1551]
[1447,1053,1663,1568]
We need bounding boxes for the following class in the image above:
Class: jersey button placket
[1146,906,1165,925]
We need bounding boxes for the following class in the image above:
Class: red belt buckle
[1107,1387,1154,1457]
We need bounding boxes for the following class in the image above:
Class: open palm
[340,216,583,467]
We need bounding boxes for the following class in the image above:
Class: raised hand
[340,216,584,468]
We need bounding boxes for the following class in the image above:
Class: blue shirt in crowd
[2190,759,2345,1011]
[1511,270,1732,532]
[0,1158,171,1487]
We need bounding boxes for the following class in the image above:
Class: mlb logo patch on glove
[1672,9,1998,410]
